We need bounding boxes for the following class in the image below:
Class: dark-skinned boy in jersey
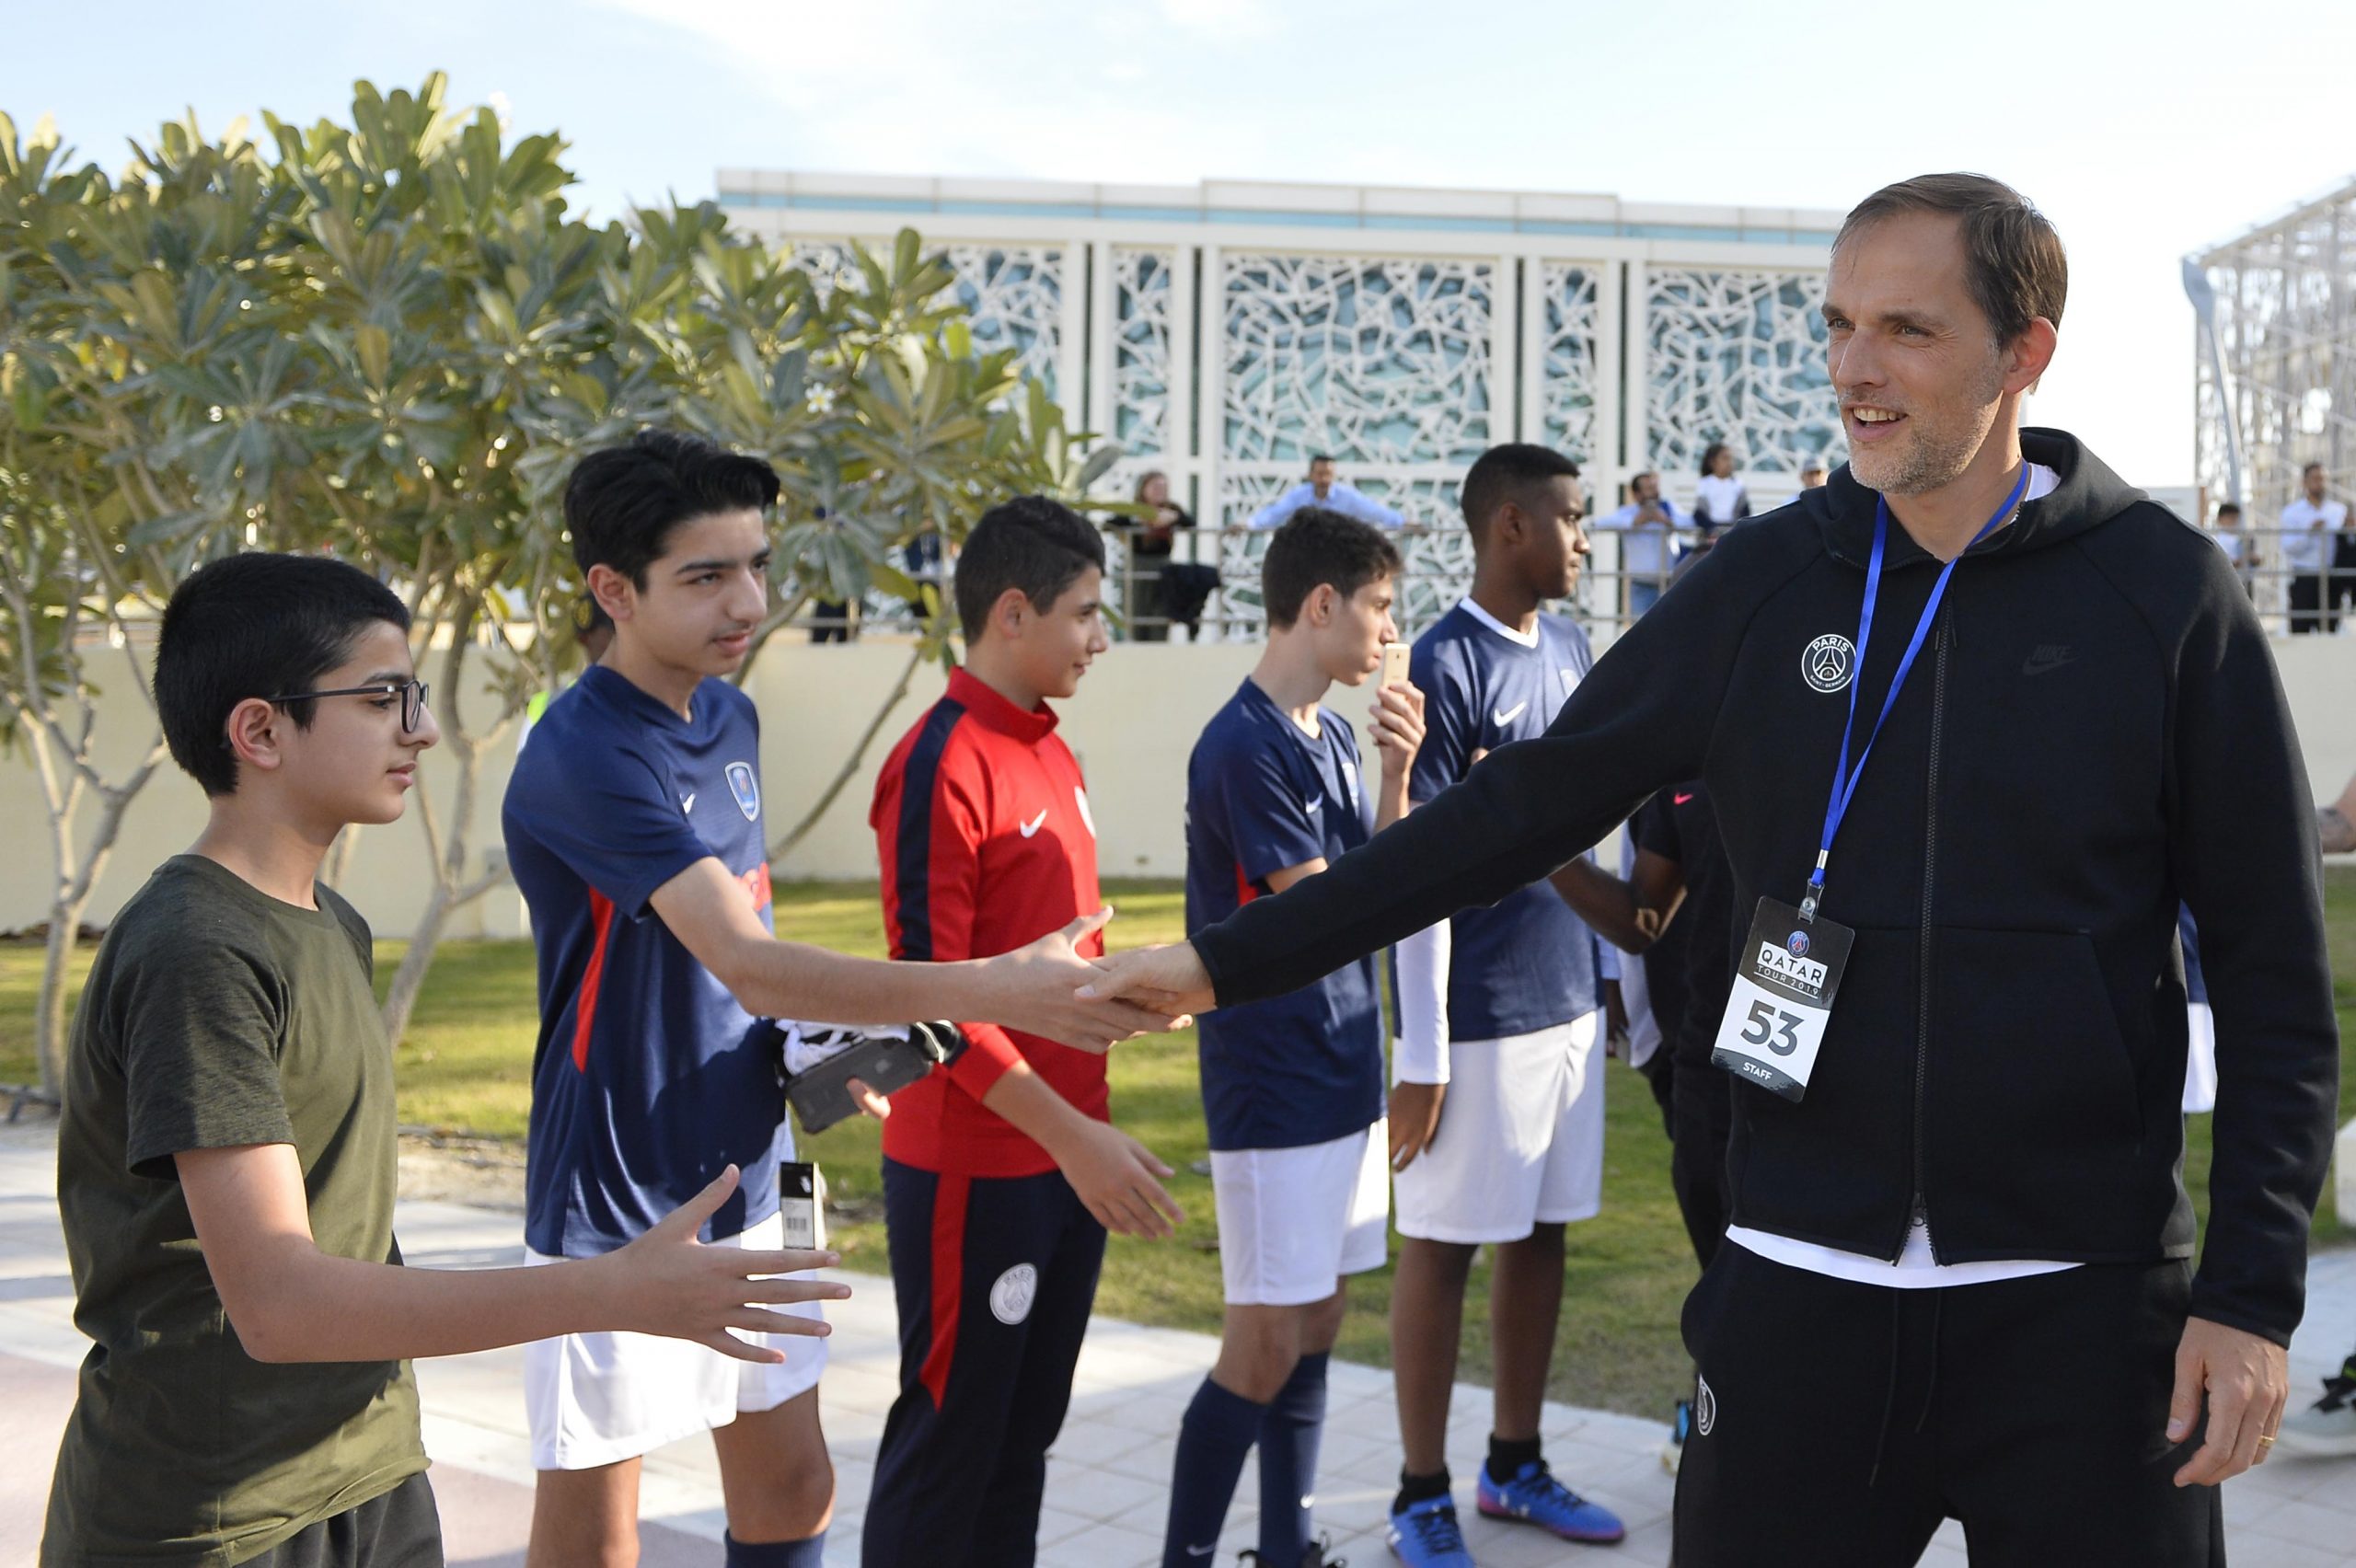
[502,436,1178,1568]
[43,553,847,1568]
[1160,508,1426,1568]
[1382,444,1626,1563]
[860,497,1187,1568]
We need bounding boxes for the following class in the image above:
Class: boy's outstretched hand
[1078,940,1217,1020]
[981,908,1192,1054]
[603,1165,849,1364]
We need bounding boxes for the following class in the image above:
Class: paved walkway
[4,1118,2353,1566]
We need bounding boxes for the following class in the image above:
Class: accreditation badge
[1710,898,1854,1102]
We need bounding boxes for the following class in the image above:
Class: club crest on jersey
[725,761,761,822]
[1561,667,1581,698]
[1802,634,1855,695]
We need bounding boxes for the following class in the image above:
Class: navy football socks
[724,1528,826,1567]
[1256,1351,1331,1568]
[1163,1375,1270,1567]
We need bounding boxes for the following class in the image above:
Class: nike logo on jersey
[1493,701,1529,726]
[1184,1547,1216,1559]
[1019,808,1048,838]
[1304,794,1324,814]
[1674,791,1695,805]
[2021,644,2075,676]
[680,794,696,814]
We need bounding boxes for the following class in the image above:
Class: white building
[718,170,1850,629]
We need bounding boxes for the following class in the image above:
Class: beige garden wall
[6,630,2354,943]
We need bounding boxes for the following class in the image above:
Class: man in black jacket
[1082,174,2339,1566]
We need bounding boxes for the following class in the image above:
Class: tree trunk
[378,878,451,1049]
[34,905,78,1104]
[27,740,162,1101]
[768,640,930,860]
[378,601,515,1044]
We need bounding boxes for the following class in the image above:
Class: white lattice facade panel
[785,239,860,304]
[1645,268,1842,479]
[1113,248,1177,456]
[942,244,1067,399]
[1538,263,1603,462]
[1219,255,1498,470]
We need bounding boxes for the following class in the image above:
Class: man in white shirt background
[1588,471,1684,618]
[1249,455,1406,531]
[2278,461,2344,633]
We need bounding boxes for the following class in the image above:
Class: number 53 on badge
[1711,898,1854,1101]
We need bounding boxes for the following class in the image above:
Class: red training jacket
[870,666,1108,1177]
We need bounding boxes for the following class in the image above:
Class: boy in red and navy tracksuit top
[863,498,1182,1568]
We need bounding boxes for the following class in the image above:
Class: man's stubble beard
[1850,357,2008,498]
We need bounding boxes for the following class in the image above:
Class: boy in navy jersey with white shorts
[1160,510,1425,1568]
[504,438,1173,1568]
[863,497,1185,1568]
[1386,444,1625,1563]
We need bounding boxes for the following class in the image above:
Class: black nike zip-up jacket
[1194,429,2338,1347]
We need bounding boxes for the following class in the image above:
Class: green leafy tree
[2,78,1126,1074]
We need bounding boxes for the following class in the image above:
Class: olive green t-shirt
[43,855,424,1566]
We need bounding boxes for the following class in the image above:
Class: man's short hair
[2302,461,2326,478]
[1836,173,2069,346]
[953,496,1105,642]
[157,553,413,798]
[2217,502,2243,518]
[564,430,781,596]
[1461,444,1581,539]
[1310,454,1335,467]
[1261,507,1402,629]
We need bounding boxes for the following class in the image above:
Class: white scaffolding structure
[2190,175,2356,522]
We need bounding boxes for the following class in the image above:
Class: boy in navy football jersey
[862,497,1185,1568]
[503,438,1172,1568]
[1159,510,1425,1568]
[1385,444,1625,1562]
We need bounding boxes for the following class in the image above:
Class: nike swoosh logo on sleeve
[681,794,696,814]
[1674,792,1695,805]
[1019,809,1048,837]
[1493,701,1529,726]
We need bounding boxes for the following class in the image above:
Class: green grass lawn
[6,870,2353,1420]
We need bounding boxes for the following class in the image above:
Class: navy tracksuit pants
[861,1159,1105,1568]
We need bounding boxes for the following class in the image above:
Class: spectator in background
[1691,443,1752,538]
[1112,471,1219,642]
[2333,486,2356,626]
[1590,471,1682,617]
[2281,462,2342,633]
[2212,502,2259,602]
[1250,455,1405,530]
[1798,461,1830,490]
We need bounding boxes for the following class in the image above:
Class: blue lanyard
[1801,467,2032,919]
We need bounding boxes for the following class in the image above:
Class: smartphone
[1380,642,1412,691]
[784,1021,955,1136]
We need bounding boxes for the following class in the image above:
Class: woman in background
[1692,443,1751,541]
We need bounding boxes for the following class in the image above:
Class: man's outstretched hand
[1078,940,1217,1020]
[981,909,1191,1054]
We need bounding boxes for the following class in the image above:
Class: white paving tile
[6,1118,2356,1566]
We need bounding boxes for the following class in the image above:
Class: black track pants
[1673,1244,2224,1567]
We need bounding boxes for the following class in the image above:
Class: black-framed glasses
[260,679,431,733]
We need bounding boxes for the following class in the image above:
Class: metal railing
[786,525,2356,644]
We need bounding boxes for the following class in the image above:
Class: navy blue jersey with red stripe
[1407,600,1600,1037]
[502,663,788,1256]
[1184,678,1382,1151]
[871,668,1107,1179]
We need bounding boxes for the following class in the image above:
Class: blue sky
[11,0,2355,487]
